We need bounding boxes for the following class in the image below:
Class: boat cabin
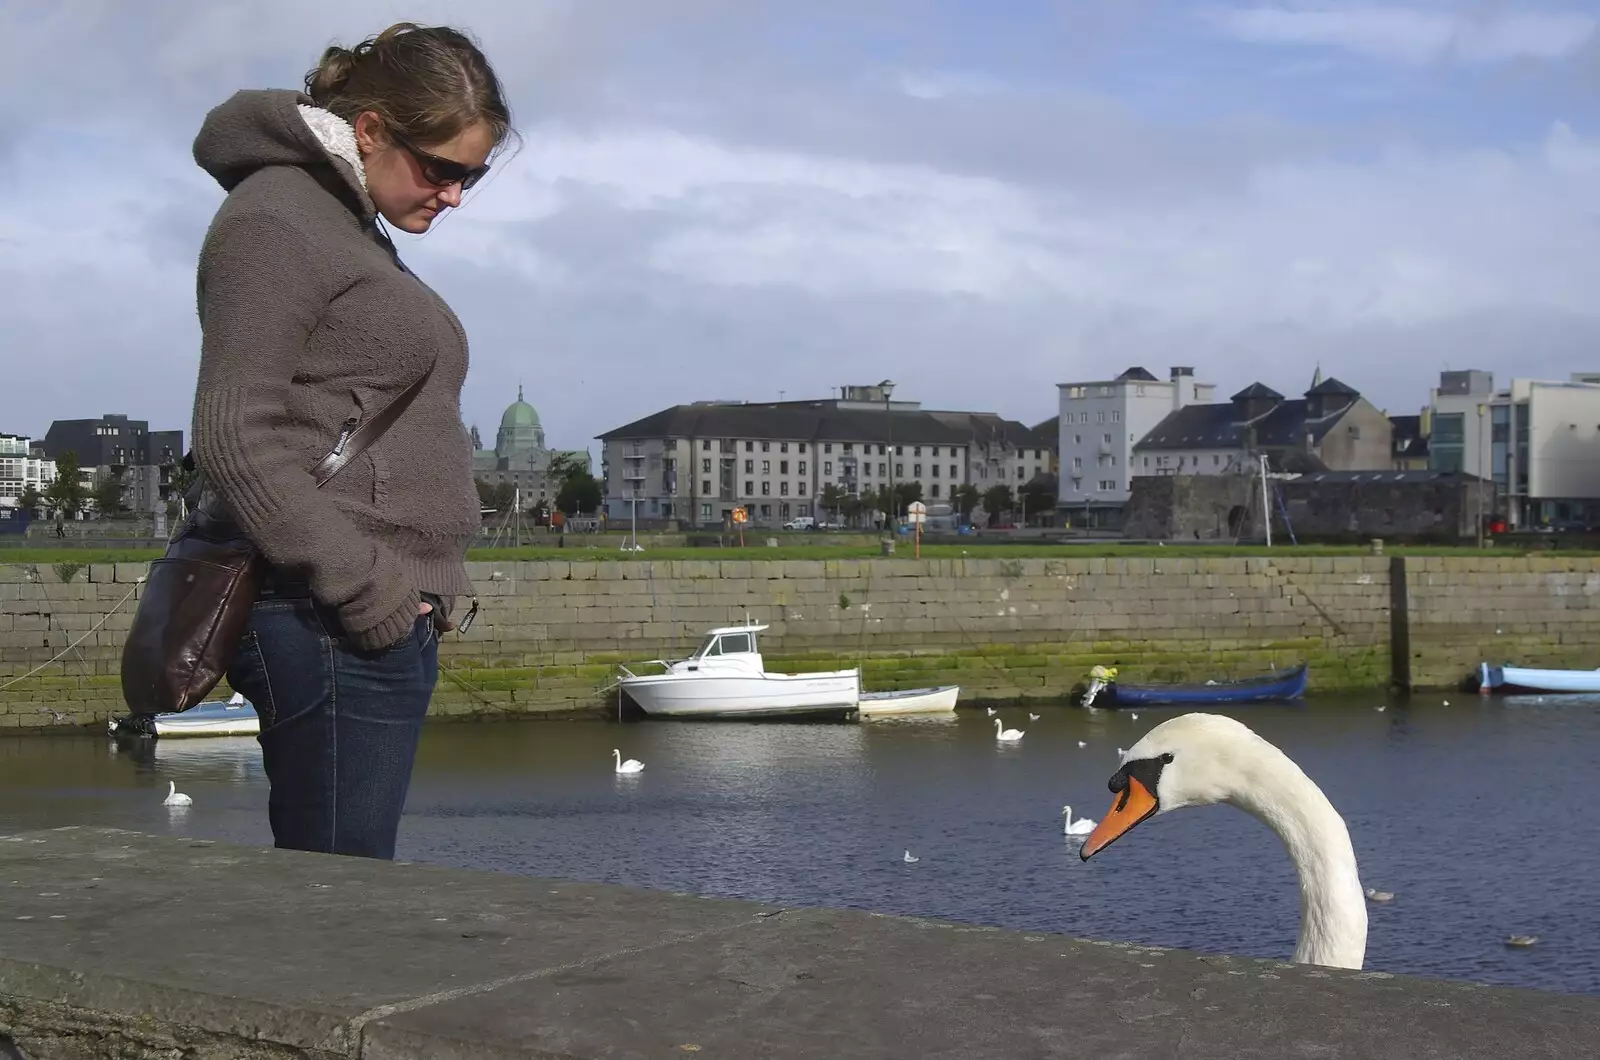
[691,624,767,660]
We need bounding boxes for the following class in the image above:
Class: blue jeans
[226,591,437,860]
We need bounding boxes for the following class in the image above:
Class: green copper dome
[500,386,540,431]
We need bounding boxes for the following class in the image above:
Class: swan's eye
[1160,752,1174,764]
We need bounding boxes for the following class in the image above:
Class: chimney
[1170,366,1195,410]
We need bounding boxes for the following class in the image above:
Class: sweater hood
[193,89,374,220]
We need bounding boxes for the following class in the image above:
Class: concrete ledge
[1,829,1597,1059]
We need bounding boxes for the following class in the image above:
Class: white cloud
[0,1,1598,448]
[1203,5,1599,65]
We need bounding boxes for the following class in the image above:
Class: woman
[189,23,511,859]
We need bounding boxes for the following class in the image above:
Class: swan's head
[1079,713,1278,861]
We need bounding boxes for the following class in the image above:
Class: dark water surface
[3,694,1597,996]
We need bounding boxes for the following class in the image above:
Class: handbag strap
[310,360,436,487]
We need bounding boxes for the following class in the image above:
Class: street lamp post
[880,379,896,529]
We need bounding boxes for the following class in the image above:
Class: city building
[470,387,591,504]
[0,434,56,511]
[1133,375,1393,480]
[42,414,181,469]
[1056,366,1215,526]
[41,414,184,516]
[1390,413,1430,471]
[597,383,1054,528]
[1427,369,1600,528]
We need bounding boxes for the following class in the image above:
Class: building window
[799,460,807,475]
[914,464,923,477]
[798,443,807,453]
[702,459,711,473]
[720,439,731,451]
[843,443,854,453]
[931,464,940,478]
[824,461,833,475]
[762,441,770,452]
[1097,411,1106,423]
[761,460,771,473]
[877,444,885,455]
[780,460,789,474]
[1073,457,1083,469]
[1103,433,1112,444]
[930,446,940,457]
[1212,455,1220,466]
[949,464,957,478]
[1110,412,1120,424]
[913,446,922,457]
[879,463,887,477]
[760,504,771,518]
[780,482,790,496]
[745,480,753,494]
[744,459,753,473]
[824,443,833,454]
[798,482,809,496]
[701,481,711,495]
[745,441,754,452]
[780,442,789,453]
[701,440,710,450]
[895,463,904,477]
[700,503,712,519]
[1136,385,1146,396]
[761,481,771,495]
[1017,466,1025,479]
[1348,425,1361,439]
[931,484,941,498]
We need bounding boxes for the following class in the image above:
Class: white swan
[903,850,919,864]
[1061,805,1096,836]
[612,749,645,774]
[1028,712,1041,721]
[1079,713,1367,970]
[993,718,1024,742]
[163,781,192,807]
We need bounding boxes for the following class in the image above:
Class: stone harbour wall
[1,555,1595,728]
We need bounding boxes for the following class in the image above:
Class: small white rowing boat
[108,693,261,738]
[857,685,960,717]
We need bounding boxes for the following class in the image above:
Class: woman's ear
[352,111,385,156]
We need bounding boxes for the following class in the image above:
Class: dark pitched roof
[1231,383,1283,402]
[1390,414,1430,458]
[598,402,1036,448]
[1137,396,1358,452]
[1027,416,1059,446]
[1307,376,1359,398]
[1116,366,1159,382]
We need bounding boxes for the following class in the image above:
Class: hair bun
[304,45,357,104]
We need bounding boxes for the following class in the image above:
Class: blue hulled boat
[1477,662,1600,695]
[1081,663,1308,708]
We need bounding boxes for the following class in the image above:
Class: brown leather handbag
[119,363,435,717]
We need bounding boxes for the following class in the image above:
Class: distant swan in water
[613,749,645,774]
[993,718,1025,742]
[903,850,919,864]
[1080,713,1368,970]
[163,781,192,807]
[1028,712,1041,721]
[1061,805,1096,836]
[1365,888,1394,903]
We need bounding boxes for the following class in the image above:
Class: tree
[547,451,587,486]
[892,481,923,514]
[556,474,603,516]
[1019,477,1058,522]
[981,485,1014,527]
[44,451,88,518]
[474,478,516,511]
[93,468,129,519]
[952,484,981,523]
[16,484,43,518]
[818,484,846,521]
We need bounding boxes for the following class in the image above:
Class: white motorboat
[618,623,860,719]
[857,685,961,717]
[108,693,261,738]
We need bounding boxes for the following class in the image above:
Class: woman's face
[354,112,496,234]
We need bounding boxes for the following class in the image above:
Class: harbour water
[2,694,1596,996]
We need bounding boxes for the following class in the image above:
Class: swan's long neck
[1232,750,1367,970]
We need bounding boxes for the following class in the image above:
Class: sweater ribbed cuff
[347,594,420,652]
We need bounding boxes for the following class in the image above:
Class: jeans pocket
[229,629,278,729]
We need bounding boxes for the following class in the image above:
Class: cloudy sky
[2,1,1598,458]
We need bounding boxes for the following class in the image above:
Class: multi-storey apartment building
[1056,366,1214,526]
[598,384,1054,528]
[0,434,55,510]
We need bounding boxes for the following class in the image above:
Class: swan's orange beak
[1079,775,1158,860]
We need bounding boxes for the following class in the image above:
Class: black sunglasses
[389,128,491,191]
